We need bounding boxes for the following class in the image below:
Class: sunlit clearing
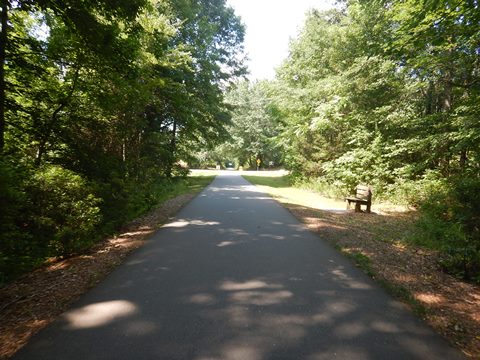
[64,300,138,329]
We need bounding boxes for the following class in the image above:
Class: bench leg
[355,202,361,212]
[346,200,351,210]
[366,202,371,213]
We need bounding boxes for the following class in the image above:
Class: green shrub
[413,175,480,282]
[0,159,35,282]
[294,177,346,199]
[171,162,190,177]
[29,166,102,257]
[318,140,393,198]
[388,170,444,206]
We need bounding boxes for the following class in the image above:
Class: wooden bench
[346,185,372,213]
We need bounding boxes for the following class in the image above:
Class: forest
[1,0,479,283]
[0,0,245,282]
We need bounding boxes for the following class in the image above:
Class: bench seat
[345,185,372,213]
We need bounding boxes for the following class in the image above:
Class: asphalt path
[14,174,464,360]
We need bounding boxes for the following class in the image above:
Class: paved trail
[14,174,464,360]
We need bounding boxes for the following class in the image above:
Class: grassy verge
[242,174,292,188]
[243,174,348,212]
[243,174,480,359]
[174,175,215,198]
[126,175,215,221]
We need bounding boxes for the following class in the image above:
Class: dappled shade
[13,175,463,360]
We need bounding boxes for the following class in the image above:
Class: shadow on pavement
[13,175,464,360]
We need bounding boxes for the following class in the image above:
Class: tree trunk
[0,0,8,152]
[443,78,452,112]
[424,81,434,115]
[166,119,177,178]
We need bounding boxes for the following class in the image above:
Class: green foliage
[0,159,34,282]
[0,162,101,282]
[29,166,101,256]
[219,80,283,168]
[412,176,480,282]
[0,0,245,283]
[271,0,480,189]
[293,177,346,200]
[386,170,444,206]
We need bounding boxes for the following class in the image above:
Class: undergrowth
[0,169,214,286]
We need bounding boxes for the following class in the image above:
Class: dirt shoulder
[248,180,480,359]
[0,191,202,359]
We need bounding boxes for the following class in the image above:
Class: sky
[227,0,334,80]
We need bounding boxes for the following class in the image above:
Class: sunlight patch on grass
[156,175,215,204]
[243,175,346,211]
[187,175,215,192]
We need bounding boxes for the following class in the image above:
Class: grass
[174,175,215,197]
[243,174,292,188]
[132,174,215,224]
[187,175,215,191]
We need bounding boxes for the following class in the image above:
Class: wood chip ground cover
[246,177,480,359]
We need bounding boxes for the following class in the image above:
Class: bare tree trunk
[166,119,177,178]
[0,0,9,152]
[443,76,452,112]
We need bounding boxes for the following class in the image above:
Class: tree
[0,0,246,281]
[224,80,282,168]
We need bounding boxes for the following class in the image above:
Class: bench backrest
[356,185,372,201]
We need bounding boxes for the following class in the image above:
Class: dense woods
[216,0,480,281]
[0,0,244,281]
